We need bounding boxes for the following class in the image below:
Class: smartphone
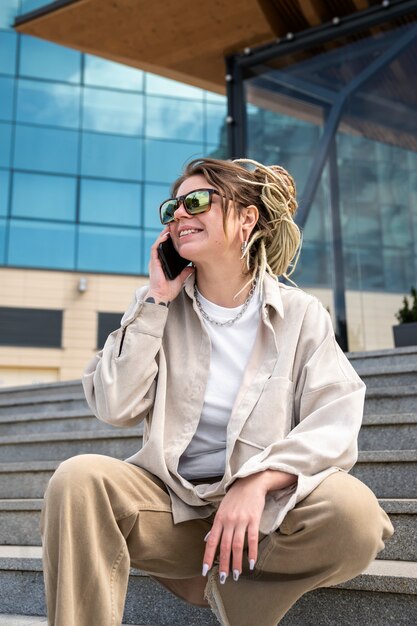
[158,237,190,280]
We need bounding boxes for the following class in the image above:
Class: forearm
[235,468,297,495]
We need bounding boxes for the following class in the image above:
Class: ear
[240,205,259,240]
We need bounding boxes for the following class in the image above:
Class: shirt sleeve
[82,286,169,427]
[231,296,366,482]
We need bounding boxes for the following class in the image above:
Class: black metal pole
[225,55,247,159]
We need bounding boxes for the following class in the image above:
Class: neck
[195,263,253,308]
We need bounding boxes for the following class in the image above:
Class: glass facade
[0,1,227,275]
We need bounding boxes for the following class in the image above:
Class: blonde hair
[172,157,302,288]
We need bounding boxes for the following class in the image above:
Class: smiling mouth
[179,228,202,238]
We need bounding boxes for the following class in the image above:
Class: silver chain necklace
[194,279,257,327]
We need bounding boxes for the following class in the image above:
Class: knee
[323,474,394,567]
[46,454,110,500]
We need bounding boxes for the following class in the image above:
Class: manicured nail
[203,531,211,542]
[219,571,227,584]
[249,559,255,571]
[202,563,210,576]
[233,569,240,581]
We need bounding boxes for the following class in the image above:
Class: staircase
[0,347,416,625]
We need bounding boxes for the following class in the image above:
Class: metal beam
[225,56,247,158]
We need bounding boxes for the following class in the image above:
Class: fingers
[202,522,258,583]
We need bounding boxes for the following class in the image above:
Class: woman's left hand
[202,472,269,583]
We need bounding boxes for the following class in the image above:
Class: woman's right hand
[146,228,194,304]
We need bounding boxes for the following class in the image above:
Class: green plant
[395,286,417,324]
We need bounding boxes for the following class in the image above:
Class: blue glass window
[77,225,142,274]
[8,219,76,270]
[144,184,171,229]
[81,132,142,181]
[205,91,226,104]
[19,35,81,83]
[146,96,204,142]
[0,123,12,167]
[12,172,77,221]
[206,102,227,146]
[14,125,79,174]
[0,0,19,30]
[16,79,80,129]
[146,74,203,100]
[145,139,204,184]
[143,229,160,273]
[0,170,9,216]
[0,77,14,121]
[0,31,17,74]
[84,55,143,91]
[0,218,6,264]
[80,179,141,227]
[82,87,143,136]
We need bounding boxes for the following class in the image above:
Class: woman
[41,158,393,626]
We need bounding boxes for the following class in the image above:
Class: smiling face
[168,174,243,268]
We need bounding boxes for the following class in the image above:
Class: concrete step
[0,394,89,418]
[0,430,142,463]
[1,497,414,561]
[0,547,415,625]
[351,450,417,498]
[358,363,417,389]
[347,345,417,370]
[0,381,83,402]
[0,463,57,500]
[0,617,152,626]
[0,409,143,436]
[359,413,417,450]
[363,385,417,415]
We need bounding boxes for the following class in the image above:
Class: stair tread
[0,617,152,626]
[347,346,417,359]
[357,450,417,461]
[0,394,86,409]
[0,409,95,424]
[0,429,142,444]
[362,412,417,425]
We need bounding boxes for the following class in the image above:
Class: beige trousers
[41,454,393,626]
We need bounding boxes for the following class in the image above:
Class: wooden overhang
[13,0,394,95]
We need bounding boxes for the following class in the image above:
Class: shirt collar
[183,271,284,319]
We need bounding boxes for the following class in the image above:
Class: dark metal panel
[0,307,63,348]
[225,56,247,158]
[14,0,81,26]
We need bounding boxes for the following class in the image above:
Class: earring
[241,240,248,256]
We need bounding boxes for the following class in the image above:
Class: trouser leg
[41,454,211,626]
[205,471,394,626]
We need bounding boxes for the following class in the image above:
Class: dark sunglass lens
[185,190,211,214]
[160,199,178,224]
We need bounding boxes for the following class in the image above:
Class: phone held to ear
[158,237,191,280]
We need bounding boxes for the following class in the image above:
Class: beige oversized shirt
[82,273,366,535]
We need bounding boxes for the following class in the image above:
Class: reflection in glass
[80,178,141,227]
[0,77,14,121]
[0,170,9,216]
[145,139,204,183]
[0,31,17,75]
[0,123,12,167]
[144,183,171,229]
[0,218,6,264]
[8,219,76,269]
[146,96,204,142]
[0,0,19,30]
[81,132,142,181]
[16,79,80,128]
[82,87,143,135]
[78,224,142,274]
[84,55,143,91]
[14,125,79,174]
[206,102,227,147]
[19,35,81,83]
[146,74,203,100]
[12,172,77,221]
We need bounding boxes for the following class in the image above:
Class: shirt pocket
[237,376,295,450]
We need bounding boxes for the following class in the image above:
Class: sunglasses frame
[159,188,220,225]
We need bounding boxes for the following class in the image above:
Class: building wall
[0,266,400,387]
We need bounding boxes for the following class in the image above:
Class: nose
[173,200,191,221]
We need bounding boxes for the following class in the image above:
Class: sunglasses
[159,188,220,225]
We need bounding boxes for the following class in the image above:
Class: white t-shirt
[178,284,261,480]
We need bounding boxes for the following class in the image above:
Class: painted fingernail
[203,531,211,542]
[233,569,240,581]
[202,563,210,576]
[219,571,227,584]
[249,559,255,571]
